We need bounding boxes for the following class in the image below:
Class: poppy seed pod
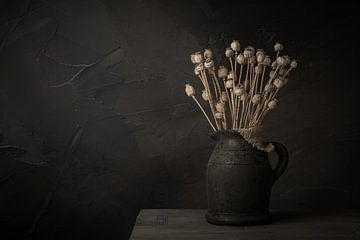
[276,56,285,66]
[193,52,203,64]
[194,68,200,75]
[215,102,225,112]
[291,60,298,68]
[268,99,278,109]
[233,85,245,96]
[255,66,263,75]
[227,71,234,80]
[273,78,284,89]
[220,91,228,102]
[240,92,248,101]
[248,46,255,52]
[271,61,278,69]
[230,40,241,52]
[204,49,213,60]
[243,47,254,58]
[252,94,261,104]
[218,66,228,78]
[256,49,265,63]
[204,59,214,69]
[279,67,287,76]
[214,112,223,119]
[202,89,209,101]
[274,43,284,52]
[283,55,291,66]
[236,53,246,64]
[225,80,234,89]
[249,56,257,65]
[263,55,271,66]
[185,84,195,97]
[225,47,234,58]
[194,63,204,75]
[264,84,274,92]
[269,70,276,78]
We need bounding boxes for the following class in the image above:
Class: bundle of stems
[185,41,297,132]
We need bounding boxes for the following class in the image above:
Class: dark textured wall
[0,0,359,239]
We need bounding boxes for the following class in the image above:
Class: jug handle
[270,142,288,182]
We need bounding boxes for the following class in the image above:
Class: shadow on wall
[1,0,360,239]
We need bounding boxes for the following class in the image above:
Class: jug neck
[211,130,253,151]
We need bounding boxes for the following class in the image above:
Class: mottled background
[0,0,359,239]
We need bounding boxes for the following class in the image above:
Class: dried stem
[192,96,216,131]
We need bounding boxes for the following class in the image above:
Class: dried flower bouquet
[185,41,297,151]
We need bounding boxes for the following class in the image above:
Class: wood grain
[130,209,360,240]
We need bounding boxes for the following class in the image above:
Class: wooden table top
[130,209,360,240]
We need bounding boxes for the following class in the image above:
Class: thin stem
[259,66,266,93]
[201,71,220,130]
[192,96,216,132]
[223,78,233,115]
[238,64,243,86]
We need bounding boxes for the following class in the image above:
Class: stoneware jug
[206,130,288,225]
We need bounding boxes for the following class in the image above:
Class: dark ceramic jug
[206,130,288,225]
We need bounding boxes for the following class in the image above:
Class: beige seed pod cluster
[185,84,195,97]
[225,47,234,58]
[204,49,213,60]
[218,66,228,78]
[185,41,297,132]
[231,40,241,52]
[202,89,209,101]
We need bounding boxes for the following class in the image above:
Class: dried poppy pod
[202,89,209,101]
[218,66,228,78]
[283,55,291,66]
[264,84,274,92]
[231,40,241,52]
[291,60,298,68]
[249,56,257,65]
[276,56,286,66]
[243,47,254,58]
[274,43,284,52]
[204,59,214,69]
[225,47,234,58]
[256,49,265,63]
[240,92,248,101]
[225,80,234,89]
[273,78,285,89]
[255,65,263,75]
[268,99,278,109]
[236,53,246,64]
[220,91,228,102]
[263,55,271,66]
[194,63,204,75]
[271,61,278,69]
[215,102,225,112]
[214,112,223,120]
[269,70,277,78]
[252,94,261,104]
[185,84,195,97]
[227,71,234,80]
[279,67,287,76]
[204,49,213,60]
[193,52,203,64]
[233,85,245,96]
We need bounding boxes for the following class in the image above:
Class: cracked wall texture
[0,0,360,239]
